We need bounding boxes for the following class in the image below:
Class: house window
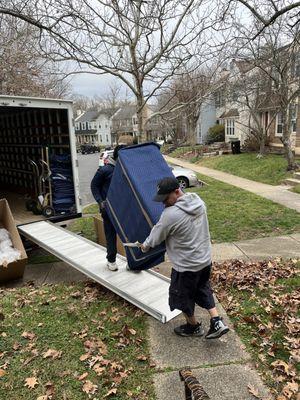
[106,135,109,142]
[75,123,79,130]
[99,124,101,128]
[276,112,283,136]
[291,54,300,78]
[100,135,102,142]
[87,122,92,130]
[215,91,225,108]
[290,104,297,133]
[226,119,235,135]
[133,118,138,126]
[81,122,86,130]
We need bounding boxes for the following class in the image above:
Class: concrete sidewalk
[165,155,300,213]
[5,233,299,399]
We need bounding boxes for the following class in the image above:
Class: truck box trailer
[0,97,180,323]
[0,95,81,224]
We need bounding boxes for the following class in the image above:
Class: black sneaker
[174,322,204,337]
[205,317,229,339]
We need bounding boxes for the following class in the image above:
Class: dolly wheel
[32,203,42,215]
[26,199,36,211]
[42,206,55,218]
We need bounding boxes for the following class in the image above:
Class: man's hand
[141,244,148,253]
[99,200,106,210]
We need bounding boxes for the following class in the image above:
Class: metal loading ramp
[18,221,181,323]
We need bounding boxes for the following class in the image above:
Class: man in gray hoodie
[142,177,229,339]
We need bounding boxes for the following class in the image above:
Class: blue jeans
[101,209,117,263]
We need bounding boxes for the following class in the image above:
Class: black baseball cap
[153,177,180,202]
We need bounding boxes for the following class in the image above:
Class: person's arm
[142,213,171,252]
[90,168,106,205]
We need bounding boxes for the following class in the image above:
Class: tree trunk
[186,116,197,145]
[282,136,298,170]
[136,90,146,142]
[259,137,266,156]
[281,111,298,171]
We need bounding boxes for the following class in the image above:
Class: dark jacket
[90,162,115,204]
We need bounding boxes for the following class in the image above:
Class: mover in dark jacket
[142,177,229,339]
[91,145,125,271]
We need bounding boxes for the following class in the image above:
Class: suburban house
[197,53,300,155]
[111,104,156,142]
[75,108,118,146]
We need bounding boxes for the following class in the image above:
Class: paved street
[77,153,100,206]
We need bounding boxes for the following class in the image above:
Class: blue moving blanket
[106,143,174,270]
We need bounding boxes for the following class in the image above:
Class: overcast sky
[71,73,116,97]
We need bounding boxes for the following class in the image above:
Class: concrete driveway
[77,153,100,206]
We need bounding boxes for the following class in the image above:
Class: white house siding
[197,98,216,144]
[95,114,112,146]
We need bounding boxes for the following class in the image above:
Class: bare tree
[234,15,300,169]
[236,0,300,32]
[0,16,70,97]
[0,0,225,139]
[224,61,277,156]
[102,82,122,110]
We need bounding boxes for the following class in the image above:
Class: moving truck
[0,95,82,225]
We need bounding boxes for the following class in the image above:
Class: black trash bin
[231,140,241,154]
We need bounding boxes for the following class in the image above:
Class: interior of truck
[0,105,76,224]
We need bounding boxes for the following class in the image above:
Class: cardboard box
[93,215,126,257]
[0,199,27,283]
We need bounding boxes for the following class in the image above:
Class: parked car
[169,164,201,189]
[81,144,96,154]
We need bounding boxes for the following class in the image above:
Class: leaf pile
[211,258,299,400]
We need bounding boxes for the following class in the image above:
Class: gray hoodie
[143,192,211,272]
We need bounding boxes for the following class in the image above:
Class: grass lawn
[212,259,300,399]
[189,175,300,242]
[291,184,300,194]
[68,174,300,244]
[197,153,299,185]
[0,283,155,400]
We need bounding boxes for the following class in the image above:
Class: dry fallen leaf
[42,349,62,359]
[136,355,147,361]
[44,382,55,397]
[21,332,36,340]
[25,377,38,389]
[80,353,90,361]
[0,369,6,377]
[247,384,260,398]
[82,380,98,394]
[78,372,88,381]
[104,388,118,397]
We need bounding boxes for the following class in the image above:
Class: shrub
[207,124,225,144]
[118,135,134,145]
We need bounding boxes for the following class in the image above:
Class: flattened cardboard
[93,215,126,257]
[0,199,27,283]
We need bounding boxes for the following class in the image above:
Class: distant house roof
[75,110,99,123]
[219,109,239,118]
[98,108,118,117]
[113,105,136,120]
